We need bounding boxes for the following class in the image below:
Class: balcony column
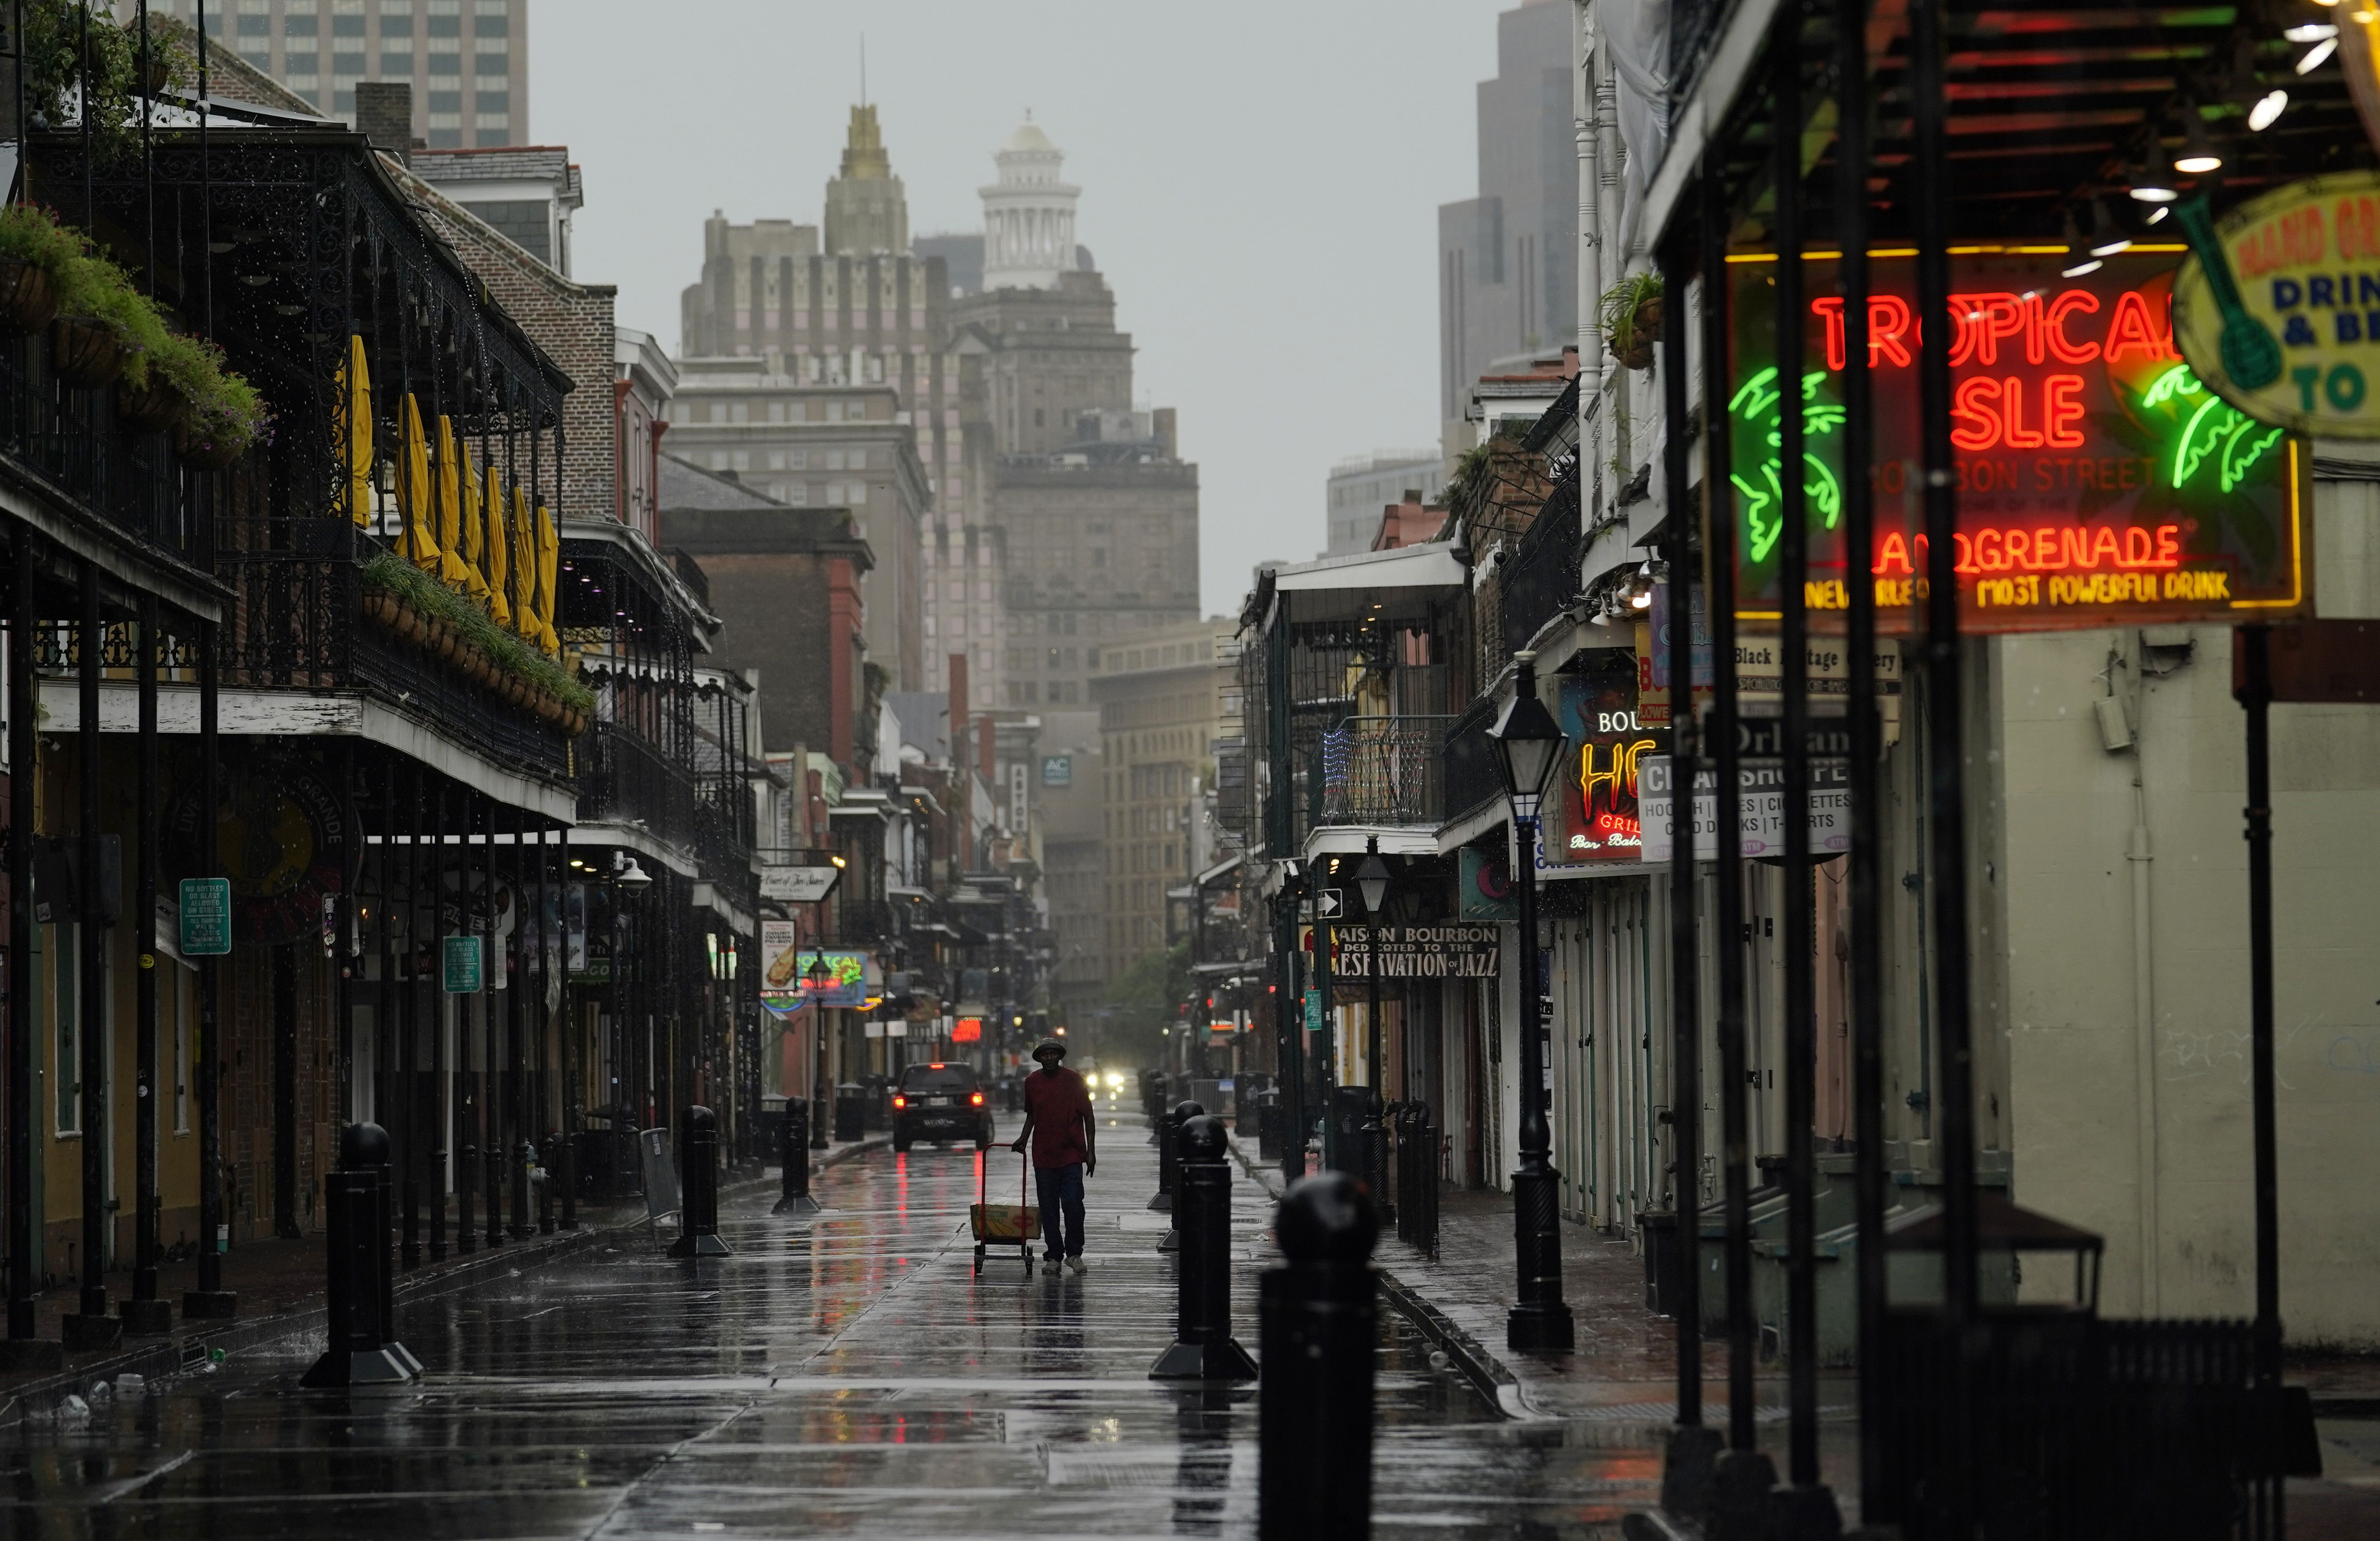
[186,614,235,1319]
[400,764,424,1268]
[4,533,51,1364]
[65,559,116,1351]
[126,593,166,1332]
[480,791,502,1252]
[507,803,530,1240]
[430,778,450,1262]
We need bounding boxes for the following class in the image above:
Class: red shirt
[1022,1066,1092,1168]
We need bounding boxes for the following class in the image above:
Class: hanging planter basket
[1601,274,1667,374]
[115,377,185,434]
[51,316,126,388]
[172,421,244,471]
[0,262,59,338]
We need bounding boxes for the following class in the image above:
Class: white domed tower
[980,116,1080,292]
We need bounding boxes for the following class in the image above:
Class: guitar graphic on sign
[2173,195,2283,391]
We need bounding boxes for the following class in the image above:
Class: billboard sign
[1552,652,1660,866]
[2172,172,2380,439]
[758,928,873,1015]
[1728,247,2310,633]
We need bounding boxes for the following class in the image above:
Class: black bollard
[301,1122,421,1388]
[457,1141,477,1255]
[1146,1071,1168,1140]
[667,1106,732,1257]
[1156,1099,1203,1242]
[772,1099,820,1215]
[1152,1114,1259,1381]
[1258,1172,1377,1541]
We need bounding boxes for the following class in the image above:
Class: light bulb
[2300,37,2339,73]
[2249,89,2289,131]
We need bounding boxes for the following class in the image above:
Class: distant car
[892,1062,992,1153]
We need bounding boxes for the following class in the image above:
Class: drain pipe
[2126,644,2161,1316]
[1575,0,1602,521]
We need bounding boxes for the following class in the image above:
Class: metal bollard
[667,1106,733,1257]
[301,1122,423,1388]
[1258,1172,1377,1541]
[773,1100,820,1215]
[1151,1114,1258,1381]
[1145,1071,1168,1140]
[457,1141,477,1255]
[1155,1099,1203,1237]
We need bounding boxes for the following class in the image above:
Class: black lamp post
[805,951,832,1151]
[1488,650,1575,1353]
[1356,837,1392,1209]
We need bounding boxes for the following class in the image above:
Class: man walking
[1012,1039,1095,1275]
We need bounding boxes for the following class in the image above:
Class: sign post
[178,878,231,957]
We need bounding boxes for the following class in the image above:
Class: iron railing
[1498,467,1581,656]
[1442,699,1504,823]
[1319,715,1454,828]
[0,324,206,571]
[579,718,697,845]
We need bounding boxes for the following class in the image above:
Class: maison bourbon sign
[1311,923,1503,979]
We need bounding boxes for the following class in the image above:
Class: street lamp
[1356,837,1392,1211]
[1488,649,1575,1353]
[805,951,832,1151]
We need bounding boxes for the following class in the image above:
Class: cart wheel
[973,1246,983,1276]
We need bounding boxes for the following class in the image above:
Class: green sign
[441,935,483,994]
[1303,988,1323,1033]
[178,878,231,957]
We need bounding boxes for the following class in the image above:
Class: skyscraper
[172,0,529,148]
[1438,0,1575,445]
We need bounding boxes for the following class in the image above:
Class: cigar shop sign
[2173,171,2380,439]
[1301,923,1502,979]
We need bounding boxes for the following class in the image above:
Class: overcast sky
[533,0,1528,613]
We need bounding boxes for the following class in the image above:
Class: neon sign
[1727,248,2310,632]
[1552,655,1661,867]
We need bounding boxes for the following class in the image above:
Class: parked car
[892,1062,993,1152]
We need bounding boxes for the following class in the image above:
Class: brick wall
[394,159,620,526]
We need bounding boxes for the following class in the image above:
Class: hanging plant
[20,2,195,164]
[0,204,79,337]
[359,551,594,719]
[154,332,270,467]
[1600,270,1666,371]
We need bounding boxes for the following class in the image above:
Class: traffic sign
[442,936,483,994]
[1303,988,1324,1032]
[1313,887,1344,920]
[178,878,231,956]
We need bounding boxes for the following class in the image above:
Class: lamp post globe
[805,951,832,1151]
[1487,650,1575,1354]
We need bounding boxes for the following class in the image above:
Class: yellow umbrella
[512,484,538,641]
[399,395,442,573]
[457,446,490,606]
[337,335,373,527]
[483,465,512,630]
[534,501,560,657]
[432,416,471,587]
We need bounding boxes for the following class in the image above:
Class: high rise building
[1437,0,1575,445]
[1324,448,1446,557]
[948,120,1201,710]
[1089,619,1240,982]
[173,0,529,147]
[824,105,910,257]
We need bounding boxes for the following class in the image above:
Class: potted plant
[0,203,78,338]
[50,243,162,391]
[163,338,268,471]
[1600,270,1665,371]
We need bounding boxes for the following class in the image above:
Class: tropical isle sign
[1727,246,2311,632]
[2172,171,2380,440]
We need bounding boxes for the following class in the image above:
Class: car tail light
[970,1092,984,1106]
[891,1095,906,1109]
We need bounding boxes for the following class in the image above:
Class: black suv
[891,1062,993,1152]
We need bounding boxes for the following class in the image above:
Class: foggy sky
[534,0,1524,614]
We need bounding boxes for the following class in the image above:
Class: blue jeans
[1034,1163,1085,1259]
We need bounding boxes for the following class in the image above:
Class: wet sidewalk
[0,1134,887,1400]
[0,1102,1652,1537]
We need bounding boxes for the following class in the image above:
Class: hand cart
[970,1150,1041,1276]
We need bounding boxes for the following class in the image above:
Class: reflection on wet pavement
[0,1110,1657,1537]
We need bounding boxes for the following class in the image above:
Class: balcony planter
[172,418,244,471]
[1600,271,1665,372]
[51,315,126,388]
[114,376,185,434]
[0,261,58,338]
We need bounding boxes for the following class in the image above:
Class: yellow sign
[2173,172,2380,439]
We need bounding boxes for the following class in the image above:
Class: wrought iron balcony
[0,323,209,573]
[1442,699,1504,826]
[578,718,696,846]
[1316,715,1455,829]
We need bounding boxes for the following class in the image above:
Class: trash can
[860,1073,890,1132]
[833,1083,866,1143]
[1253,1089,1282,1161]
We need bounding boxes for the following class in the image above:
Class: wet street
[0,1102,1656,1538]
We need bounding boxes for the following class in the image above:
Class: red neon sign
[1728,249,2308,633]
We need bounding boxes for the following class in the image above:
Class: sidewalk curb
[0,1141,886,1424]
[1223,1133,1544,1423]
